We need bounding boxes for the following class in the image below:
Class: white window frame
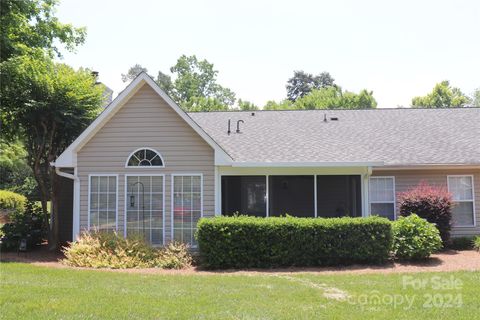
[125,147,166,168]
[87,174,119,230]
[368,176,396,220]
[124,174,166,246]
[171,173,203,247]
[447,175,476,227]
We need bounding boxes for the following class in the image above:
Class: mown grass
[0,263,478,319]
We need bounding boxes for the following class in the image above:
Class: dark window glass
[222,176,266,217]
[127,149,163,167]
[269,176,314,217]
[316,175,362,217]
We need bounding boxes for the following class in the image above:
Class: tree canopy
[266,86,377,110]
[0,0,86,62]
[1,53,105,247]
[286,71,335,101]
[121,64,149,82]
[411,81,471,108]
[122,55,236,111]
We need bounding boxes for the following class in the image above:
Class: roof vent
[251,112,255,116]
[330,117,339,121]
[236,120,244,133]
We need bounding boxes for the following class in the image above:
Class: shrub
[62,230,192,269]
[474,236,480,252]
[0,190,26,210]
[448,237,475,251]
[398,182,453,245]
[196,216,392,269]
[392,214,442,260]
[0,201,46,250]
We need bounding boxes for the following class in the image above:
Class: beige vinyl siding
[77,84,215,242]
[372,169,480,237]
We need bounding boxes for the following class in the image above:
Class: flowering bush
[398,181,453,245]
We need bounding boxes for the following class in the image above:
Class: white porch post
[362,167,372,217]
[214,166,221,216]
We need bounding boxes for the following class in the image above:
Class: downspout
[53,164,80,241]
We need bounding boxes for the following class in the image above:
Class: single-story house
[54,72,480,246]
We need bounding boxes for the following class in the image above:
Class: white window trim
[87,174,119,230]
[447,175,476,227]
[125,147,166,168]
[171,173,204,247]
[124,174,166,246]
[368,176,396,220]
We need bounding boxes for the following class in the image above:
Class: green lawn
[0,263,478,319]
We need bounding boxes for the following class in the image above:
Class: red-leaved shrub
[398,181,453,245]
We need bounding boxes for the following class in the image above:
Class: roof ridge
[187,107,480,114]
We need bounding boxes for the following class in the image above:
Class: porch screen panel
[126,176,164,245]
[268,176,314,217]
[317,175,362,217]
[89,175,117,230]
[173,175,202,246]
[221,176,266,217]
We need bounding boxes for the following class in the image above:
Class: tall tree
[286,71,335,101]
[1,53,105,248]
[268,86,377,110]
[472,88,480,107]
[170,55,236,110]
[411,81,471,108]
[121,64,149,82]
[156,70,173,95]
[0,0,86,62]
[237,99,259,111]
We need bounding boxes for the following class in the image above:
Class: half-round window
[126,148,164,167]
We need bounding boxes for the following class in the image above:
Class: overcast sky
[56,0,479,108]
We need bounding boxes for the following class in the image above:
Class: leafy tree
[0,140,38,198]
[263,99,294,110]
[0,0,86,62]
[170,55,236,110]
[472,88,480,107]
[156,70,174,95]
[411,81,471,108]
[1,53,105,248]
[286,71,335,101]
[267,86,377,110]
[184,97,229,112]
[121,64,149,82]
[237,99,259,111]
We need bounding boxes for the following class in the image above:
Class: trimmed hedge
[196,216,392,269]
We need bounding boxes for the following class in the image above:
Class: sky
[56,0,480,108]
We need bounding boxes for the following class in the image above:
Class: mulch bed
[1,245,479,275]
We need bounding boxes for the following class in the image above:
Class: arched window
[126,148,164,167]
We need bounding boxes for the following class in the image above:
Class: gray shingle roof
[188,108,480,166]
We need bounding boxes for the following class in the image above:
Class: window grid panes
[173,175,202,246]
[448,176,475,226]
[126,176,164,245]
[89,175,117,230]
[369,177,395,220]
[127,148,164,167]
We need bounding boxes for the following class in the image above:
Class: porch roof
[188,108,480,167]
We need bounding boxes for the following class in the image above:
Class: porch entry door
[126,175,164,245]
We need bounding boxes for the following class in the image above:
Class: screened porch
[221,175,363,218]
